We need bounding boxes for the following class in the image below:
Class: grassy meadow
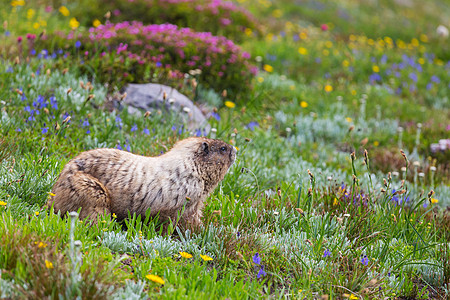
[0,0,449,298]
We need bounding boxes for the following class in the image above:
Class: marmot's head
[172,137,236,191]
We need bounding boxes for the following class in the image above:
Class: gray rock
[123,83,209,132]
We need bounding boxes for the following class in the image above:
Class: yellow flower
[38,242,47,248]
[35,211,40,216]
[325,41,333,48]
[418,58,425,65]
[11,0,25,7]
[372,65,380,73]
[272,9,282,18]
[59,6,70,17]
[411,38,419,47]
[430,198,439,204]
[69,17,80,29]
[200,254,213,261]
[33,22,40,29]
[300,101,308,108]
[351,90,357,95]
[112,213,117,218]
[342,60,349,67]
[299,32,307,40]
[146,274,165,285]
[298,47,308,55]
[27,8,35,19]
[345,117,353,123]
[373,141,379,146]
[179,251,193,258]
[0,201,6,206]
[257,77,264,83]
[289,85,295,90]
[333,198,338,206]
[244,28,252,36]
[324,85,333,92]
[263,64,273,73]
[349,294,358,300]
[45,259,53,269]
[224,101,236,108]
[419,34,428,43]
[322,49,329,56]
[93,19,101,27]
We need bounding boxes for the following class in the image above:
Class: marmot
[48,137,236,228]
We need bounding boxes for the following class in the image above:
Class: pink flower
[220,18,231,26]
[17,36,23,43]
[320,24,328,31]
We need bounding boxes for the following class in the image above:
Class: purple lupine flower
[257,266,266,278]
[143,128,150,135]
[131,124,138,132]
[361,255,369,266]
[252,253,261,265]
[323,249,331,258]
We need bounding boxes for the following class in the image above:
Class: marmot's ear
[201,142,209,154]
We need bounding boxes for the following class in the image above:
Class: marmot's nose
[230,147,237,161]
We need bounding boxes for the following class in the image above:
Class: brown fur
[48,137,236,228]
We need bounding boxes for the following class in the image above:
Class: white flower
[437,25,449,38]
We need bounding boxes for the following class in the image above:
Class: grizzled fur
[48,137,236,227]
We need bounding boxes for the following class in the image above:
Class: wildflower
[345,117,352,123]
[430,198,439,204]
[131,124,138,132]
[323,249,331,258]
[257,266,267,278]
[257,77,264,83]
[349,294,358,300]
[45,259,53,269]
[372,65,380,73]
[252,253,261,265]
[11,0,25,7]
[42,124,49,134]
[300,101,308,108]
[324,85,333,92]
[75,41,81,48]
[200,254,213,261]
[0,201,6,206]
[333,198,338,206]
[179,252,193,259]
[246,121,259,131]
[69,17,80,29]
[93,19,101,27]
[320,24,328,31]
[59,6,70,17]
[263,64,273,72]
[224,101,235,108]
[146,274,165,285]
[38,242,47,248]
[361,255,369,266]
[298,47,308,55]
[35,211,40,216]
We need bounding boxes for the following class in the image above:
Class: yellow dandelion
[33,22,40,29]
[244,28,252,36]
[38,242,47,248]
[27,8,35,20]
[45,259,53,269]
[272,9,282,18]
[39,19,47,27]
[0,201,6,206]
[263,64,273,73]
[430,198,439,204]
[35,211,40,216]
[349,294,358,300]
[325,41,333,48]
[112,213,117,218]
[345,117,353,123]
[373,141,379,146]
[59,6,70,17]
[322,49,329,56]
[298,47,308,55]
[419,34,428,43]
[418,58,425,65]
[69,17,80,29]
[93,19,101,27]
[333,198,338,206]
[200,254,213,261]
[324,85,333,92]
[179,251,193,259]
[11,0,25,7]
[224,101,235,108]
[146,274,165,285]
[351,90,357,95]
[372,65,380,73]
[411,38,419,47]
[257,77,264,83]
[342,60,350,67]
[300,101,308,108]
[299,32,307,40]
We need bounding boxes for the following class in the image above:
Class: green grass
[0,0,449,299]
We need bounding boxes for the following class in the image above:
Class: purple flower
[42,124,49,134]
[195,129,202,137]
[155,61,162,67]
[16,128,22,132]
[116,143,122,150]
[143,128,150,135]
[361,255,369,266]
[82,118,90,127]
[252,253,261,265]
[131,124,138,132]
[211,112,221,121]
[75,41,81,48]
[409,72,418,83]
[115,115,123,129]
[431,75,440,84]
[323,249,331,258]
[257,266,266,278]
[369,73,381,83]
[246,121,259,131]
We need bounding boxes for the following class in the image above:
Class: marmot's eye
[220,146,227,153]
